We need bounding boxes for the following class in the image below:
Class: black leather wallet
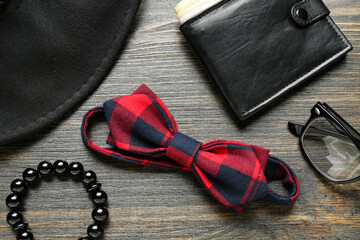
[180,0,352,120]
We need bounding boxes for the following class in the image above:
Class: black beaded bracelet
[5,160,109,240]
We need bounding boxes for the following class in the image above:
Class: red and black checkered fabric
[82,84,300,212]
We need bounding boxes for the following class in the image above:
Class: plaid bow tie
[81,84,300,212]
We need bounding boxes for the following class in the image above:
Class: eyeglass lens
[302,117,360,181]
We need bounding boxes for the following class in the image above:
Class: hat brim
[0,0,141,145]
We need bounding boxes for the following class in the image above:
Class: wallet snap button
[296,8,308,21]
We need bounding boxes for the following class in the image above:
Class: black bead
[92,207,109,222]
[6,193,22,209]
[13,222,28,232]
[87,181,102,193]
[22,168,39,183]
[92,191,107,205]
[11,179,27,194]
[6,210,23,226]
[17,230,34,240]
[37,161,53,176]
[53,160,69,174]
[83,170,97,184]
[87,223,104,239]
[69,162,84,176]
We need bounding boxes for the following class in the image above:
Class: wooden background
[0,0,359,239]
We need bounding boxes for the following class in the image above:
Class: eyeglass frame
[288,102,360,183]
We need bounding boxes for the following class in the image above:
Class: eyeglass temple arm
[288,122,360,143]
[323,103,360,144]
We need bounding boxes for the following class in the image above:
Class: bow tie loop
[81,84,300,213]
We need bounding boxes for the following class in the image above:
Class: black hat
[0,0,141,145]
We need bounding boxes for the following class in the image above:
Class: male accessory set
[1,0,357,239]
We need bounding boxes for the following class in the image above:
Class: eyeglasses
[288,102,360,183]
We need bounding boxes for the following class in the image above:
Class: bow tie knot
[165,132,202,168]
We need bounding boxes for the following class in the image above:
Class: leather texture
[0,0,141,145]
[291,0,330,26]
[180,0,352,120]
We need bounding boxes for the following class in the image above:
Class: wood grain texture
[0,0,359,239]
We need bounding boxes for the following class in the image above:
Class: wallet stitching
[243,16,351,117]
